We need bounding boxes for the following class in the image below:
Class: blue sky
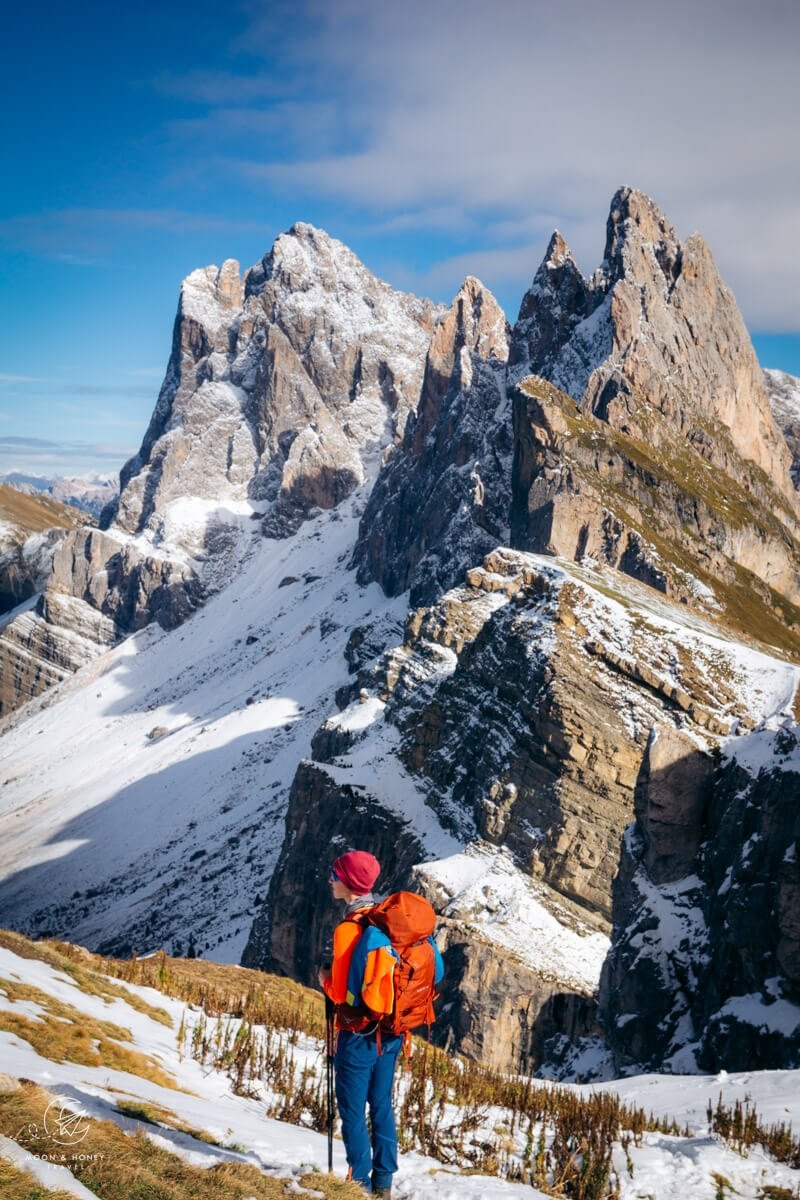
[1,0,799,478]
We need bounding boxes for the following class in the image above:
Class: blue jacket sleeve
[429,935,445,985]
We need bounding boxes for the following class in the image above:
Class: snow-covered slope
[2,193,800,1083]
[0,490,404,961]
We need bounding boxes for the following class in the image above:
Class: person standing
[317,850,400,1199]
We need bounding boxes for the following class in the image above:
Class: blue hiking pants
[334,1029,402,1190]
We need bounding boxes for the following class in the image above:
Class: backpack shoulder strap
[345,923,393,1007]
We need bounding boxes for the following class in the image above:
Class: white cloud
[225,0,800,328]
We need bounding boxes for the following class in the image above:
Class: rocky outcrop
[354,190,800,649]
[113,227,439,543]
[243,758,427,981]
[512,189,798,510]
[353,277,510,604]
[430,919,599,1072]
[48,527,204,632]
[600,721,800,1072]
[0,484,88,615]
[511,375,800,656]
[377,550,781,919]
[247,548,793,1071]
[0,528,63,616]
[246,751,606,1075]
[0,593,117,715]
[765,368,800,488]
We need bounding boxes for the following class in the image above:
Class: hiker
[317,849,443,1198]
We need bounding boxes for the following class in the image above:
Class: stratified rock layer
[511,375,800,654]
[765,368,800,488]
[601,723,800,1072]
[355,188,800,656]
[250,548,794,1071]
[512,189,797,508]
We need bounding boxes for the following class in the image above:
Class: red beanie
[332,850,381,895]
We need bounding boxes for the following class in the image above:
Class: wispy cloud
[152,69,288,105]
[0,435,135,476]
[202,0,800,328]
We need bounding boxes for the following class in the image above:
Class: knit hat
[331,850,381,895]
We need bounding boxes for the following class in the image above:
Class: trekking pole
[325,995,335,1172]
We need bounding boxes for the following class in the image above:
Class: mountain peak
[544,230,575,269]
[449,276,510,364]
[603,186,681,283]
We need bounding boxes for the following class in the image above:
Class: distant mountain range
[0,471,118,518]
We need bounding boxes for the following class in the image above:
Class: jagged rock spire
[353,276,512,603]
[509,230,600,378]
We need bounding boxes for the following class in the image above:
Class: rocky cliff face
[512,189,796,507]
[249,548,797,1072]
[3,188,799,1076]
[112,226,439,542]
[600,721,800,1072]
[353,277,511,604]
[511,375,800,656]
[0,485,87,614]
[765,368,800,488]
[0,226,440,713]
[354,189,800,653]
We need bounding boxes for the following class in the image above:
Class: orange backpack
[338,891,440,1039]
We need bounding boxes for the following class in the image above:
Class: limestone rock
[246,548,784,1071]
[112,224,438,544]
[511,188,797,511]
[765,368,800,488]
[243,759,426,981]
[0,592,117,715]
[378,551,763,921]
[353,277,511,603]
[0,224,440,715]
[511,375,800,653]
[431,920,598,1072]
[0,483,88,614]
[601,722,800,1072]
[634,725,715,884]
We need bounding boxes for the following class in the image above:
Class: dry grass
[7,931,800,1198]
[0,483,89,534]
[708,1094,800,1169]
[0,1081,365,1200]
[517,375,800,662]
[0,1155,80,1200]
[0,976,179,1091]
[87,946,326,1039]
[0,930,173,1027]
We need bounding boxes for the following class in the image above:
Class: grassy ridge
[0,484,88,535]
